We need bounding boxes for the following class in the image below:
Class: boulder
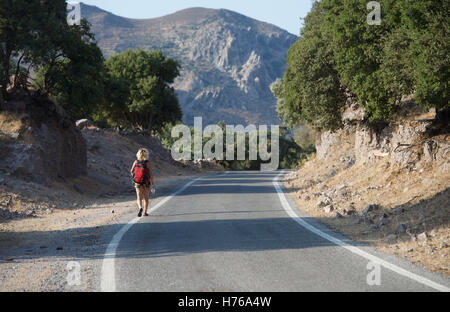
[323,205,334,213]
[316,131,340,160]
[417,232,428,242]
[0,95,87,185]
[316,196,331,208]
[397,224,407,233]
[360,204,380,216]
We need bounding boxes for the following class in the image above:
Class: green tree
[399,0,449,114]
[0,0,68,98]
[35,20,105,119]
[280,2,346,131]
[321,0,404,122]
[102,49,182,131]
[280,0,448,130]
[322,0,448,121]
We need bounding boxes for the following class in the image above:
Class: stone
[343,106,366,122]
[335,212,343,219]
[316,131,340,160]
[10,132,20,139]
[75,119,92,130]
[393,207,405,215]
[397,224,407,233]
[316,196,331,208]
[387,234,397,241]
[380,218,391,226]
[343,208,356,216]
[417,232,428,242]
[423,141,435,163]
[360,204,380,216]
[323,205,334,213]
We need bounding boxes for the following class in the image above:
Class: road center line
[100,176,204,292]
[273,172,450,292]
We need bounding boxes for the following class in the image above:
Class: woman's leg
[136,187,143,210]
[143,186,150,215]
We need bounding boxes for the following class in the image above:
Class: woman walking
[130,148,155,217]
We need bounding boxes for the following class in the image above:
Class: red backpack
[133,161,150,184]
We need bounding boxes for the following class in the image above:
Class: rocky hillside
[283,99,450,275]
[80,4,298,126]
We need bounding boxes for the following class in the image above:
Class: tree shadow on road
[0,216,355,263]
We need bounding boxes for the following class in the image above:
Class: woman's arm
[148,161,155,186]
[130,161,137,175]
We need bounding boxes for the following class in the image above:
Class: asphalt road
[99,171,450,292]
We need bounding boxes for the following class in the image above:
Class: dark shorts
[134,182,150,189]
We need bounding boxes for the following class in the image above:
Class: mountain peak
[81,4,297,125]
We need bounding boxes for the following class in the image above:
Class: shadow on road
[0,216,355,263]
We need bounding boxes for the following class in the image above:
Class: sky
[78,0,314,35]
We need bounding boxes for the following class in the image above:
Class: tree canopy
[101,49,182,132]
[0,0,69,98]
[35,19,105,119]
[277,0,449,131]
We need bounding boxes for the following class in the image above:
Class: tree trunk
[1,51,11,100]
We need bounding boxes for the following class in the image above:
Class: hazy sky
[78,0,314,35]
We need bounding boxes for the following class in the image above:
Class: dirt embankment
[0,96,223,220]
[0,95,223,291]
[283,102,450,276]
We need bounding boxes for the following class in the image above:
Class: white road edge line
[273,172,450,292]
[100,176,204,292]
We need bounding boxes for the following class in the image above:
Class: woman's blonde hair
[136,148,149,161]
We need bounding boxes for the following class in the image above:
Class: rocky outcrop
[316,131,341,160]
[0,94,87,185]
[354,123,391,165]
[81,5,298,126]
[315,99,449,171]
